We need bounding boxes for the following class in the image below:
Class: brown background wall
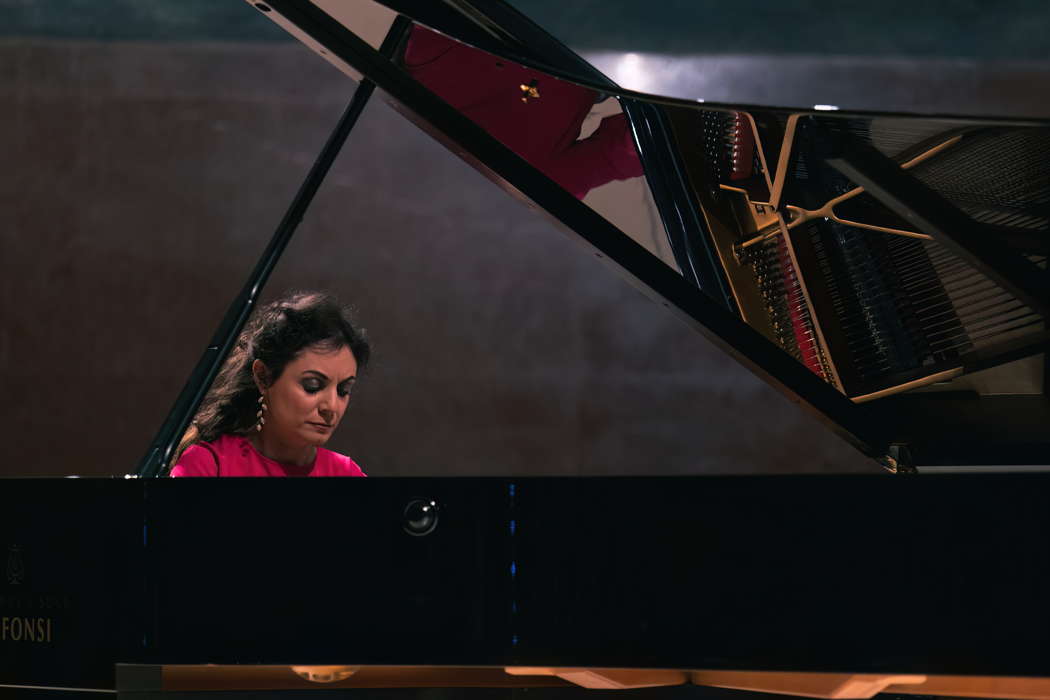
[1,38,874,477]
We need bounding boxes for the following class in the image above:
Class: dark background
[0,1,894,477]
[6,0,1049,57]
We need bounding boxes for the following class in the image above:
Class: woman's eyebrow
[339,376,357,385]
[301,370,330,381]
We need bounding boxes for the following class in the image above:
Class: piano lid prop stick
[133,15,413,478]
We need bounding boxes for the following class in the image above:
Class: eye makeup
[300,371,354,397]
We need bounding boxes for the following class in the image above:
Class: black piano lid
[410,0,1050,120]
[257,0,1050,120]
[143,0,1050,472]
[251,0,1050,121]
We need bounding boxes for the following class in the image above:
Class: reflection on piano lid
[684,114,1050,402]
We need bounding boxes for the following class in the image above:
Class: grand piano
[3,0,1050,697]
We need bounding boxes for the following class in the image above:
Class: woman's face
[255,344,358,449]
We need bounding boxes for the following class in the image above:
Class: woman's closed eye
[302,378,352,398]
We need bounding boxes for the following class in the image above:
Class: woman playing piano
[170,291,369,477]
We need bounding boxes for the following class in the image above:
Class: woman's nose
[318,389,337,417]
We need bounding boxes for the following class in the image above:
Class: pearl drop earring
[256,394,268,431]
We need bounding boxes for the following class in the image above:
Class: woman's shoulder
[316,448,367,477]
[207,433,247,454]
[171,440,222,477]
[172,434,253,477]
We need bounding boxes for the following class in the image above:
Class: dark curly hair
[170,291,369,469]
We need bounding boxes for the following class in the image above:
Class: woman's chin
[300,426,334,446]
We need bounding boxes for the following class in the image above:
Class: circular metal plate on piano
[402,498,440,536]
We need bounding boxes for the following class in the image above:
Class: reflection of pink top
[171,434,366,477]
[404,26,643,199]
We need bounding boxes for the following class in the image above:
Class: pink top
[171,434,366,478]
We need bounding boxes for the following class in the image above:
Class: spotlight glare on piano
[614,52,653,93]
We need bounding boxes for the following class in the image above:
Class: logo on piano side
[1,616,53,643]
[6,546,23,586]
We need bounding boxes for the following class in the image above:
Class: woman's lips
[307,422,333,432]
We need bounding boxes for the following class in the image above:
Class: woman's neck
[248,433,316,467]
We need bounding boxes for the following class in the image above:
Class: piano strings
[691,109,1048,401]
